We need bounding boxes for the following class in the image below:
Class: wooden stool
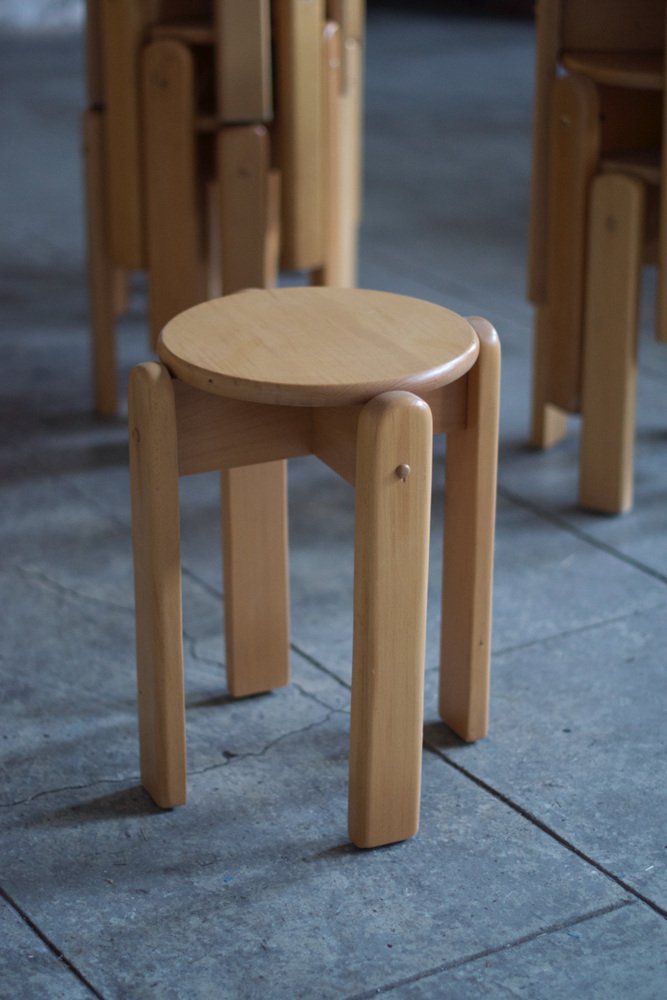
[129,287,500,848]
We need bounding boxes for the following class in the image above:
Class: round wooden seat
[158,287,479,407]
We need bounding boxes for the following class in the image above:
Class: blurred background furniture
[83,0,364,416]
[526,0,666,512]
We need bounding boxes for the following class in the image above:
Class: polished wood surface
[349,391,432,848]
[440,318,500,742]
[579,174,644,514]
[129,362,186,809]
[158,287,479,406]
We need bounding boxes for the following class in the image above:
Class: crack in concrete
[183,630,227,671]
[190,711,336,777]
[1,704,340,808]
[15,564,134,615]
[292,681,350,715]
[0,774,139,810]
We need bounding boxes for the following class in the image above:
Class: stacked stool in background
[83,0,364,415]
[527,0,666,512]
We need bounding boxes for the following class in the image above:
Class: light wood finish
[217,125,274,293]
[527,0,665,305]
[326,0,365,43]
[142,38,208,347]
[221,462,290,697]
[311,379,469,486]
[528,0,667,416]
[131,291,497,846]
[579,174,644,514]
[530,304,568,449]
[83,108,118,417]
[274,0,325,270]
[99,0,152,270]
[173,381,310,476]
[343,37,364,238]
[440,319,500,742]
[561,51,664,91]
[316,22,345,287]
[313,25,361,287]
[311,404,361,484]
[265,169,282,289]
[348,391,433,848]
[540,72,600,414]
[159,288,479,407]
[216,122,286,711]
[326,0,365,91]
[84,0,365,415]
[215,0,272,123]
[129,362,186,808]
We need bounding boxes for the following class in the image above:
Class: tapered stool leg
[440,319,500,742]
[349,391,433,848]
[142,39,208,348]
[579,173,644,514]
[129,362,186,807]
[221,462,290,697]
[530,304,568,449]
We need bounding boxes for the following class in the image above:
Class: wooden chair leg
[440,318,500,742]
[83,108,118,417]
[129,362,186,807]
[221,462,290,698]
[349,391,433,849]
[541,74,601,413]
[142,39,208,348]
[530,303,569,448]
[579,173,644,514]
[217,124,273,294]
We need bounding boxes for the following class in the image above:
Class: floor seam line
[0,886,109,1000]
[484,606,658,659]
[425,741,667,920]
[497,484,667,587]
[343,899,634,1000]
[288,642,353,691]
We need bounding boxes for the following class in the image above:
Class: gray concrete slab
[0,709,629,1000]
[424,604,667,912]
[1,7,666,997]
[380,902,667,1000]
[0,898,96,1000]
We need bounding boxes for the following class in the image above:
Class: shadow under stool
[128,287,500,848]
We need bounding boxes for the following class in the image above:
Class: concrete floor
[1,7,667,999]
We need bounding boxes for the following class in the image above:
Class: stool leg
[221,462,290,697]
[129,362,186,807]
[579,174,644,514]
[83,108,118,417]
[349,391,433,849]
[440,319,500,742]
[530,304,568,449]
[142,39,208,348]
